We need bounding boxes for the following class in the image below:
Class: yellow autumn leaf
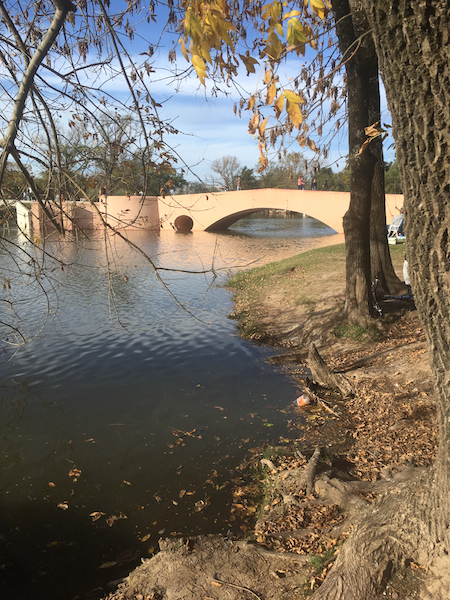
[247,95,256,111]
[240,53,259,75]
[273,0,283,18]
[261,2,273,20]
[297,135,307,148]
[248,111,260,134]
[258,153,269,171]
[274,93,285,118]
[199,40,212,63]
[309,0,329,20]
[287,17,308,47]
[179,36,189,61]
[283,10,302,19]
[185,10,203,38]
[264,32,283,60]
[284,89,304,104]
[263,69,272,84]
[308,138,317,152]
[204,11,219,35]
[215,0,228,10]
[286,100,303,129]
[266,82,277,105]
[215,17,235,49]
[205,13,227,48]
[192,53,207,85]
[356,138,370,156]
[259,116,268,137]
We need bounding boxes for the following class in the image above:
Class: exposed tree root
[310,467,438,600]
[296,447,321,496]
[255,442,440,600]
[308,343,354,398]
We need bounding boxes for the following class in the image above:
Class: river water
[0,215,342,599]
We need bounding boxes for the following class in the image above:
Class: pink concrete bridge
[16,190,404,234]
[160,189,404,233]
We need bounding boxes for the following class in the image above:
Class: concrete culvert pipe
[174,215,193,232]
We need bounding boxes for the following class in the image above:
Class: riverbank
[106,243,438,600]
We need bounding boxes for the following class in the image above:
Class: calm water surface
[0,215,342,599]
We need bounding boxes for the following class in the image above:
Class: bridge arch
[205,208,291,231]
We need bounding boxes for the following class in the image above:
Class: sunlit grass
[226,241,407,340]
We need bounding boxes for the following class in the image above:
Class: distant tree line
[2,144,401,202]
[1,115,188,202]
[179,154,402,195]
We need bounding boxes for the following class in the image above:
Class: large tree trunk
[368,91,405,295]
[367,0,450,544]
[349,0,405,295]
[334,0,404,320]
[370,159,406,294]
[333,0,377,325]
[311,2,450,598]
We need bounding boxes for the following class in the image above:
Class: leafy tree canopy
[384,161,402,194]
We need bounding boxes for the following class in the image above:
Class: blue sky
[112,2,395,182]
[2,1,394,183]
[63,1,354,181]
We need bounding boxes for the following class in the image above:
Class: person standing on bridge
[297,176,305,190]
[237,176,242,191]
[311,178,317,191]
[322,180,328,191]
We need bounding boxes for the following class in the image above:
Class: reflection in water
[0,217,342,599]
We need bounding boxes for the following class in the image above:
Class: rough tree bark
[310,2,450,598]
[367,0,450,568]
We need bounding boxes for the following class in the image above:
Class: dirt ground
[106,258,438,600]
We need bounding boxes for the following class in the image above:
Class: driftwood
[269,350,308,365]
[260,458,276,471]
[302,380,341,418]
[295,447,321,496]
[308,343,354,398]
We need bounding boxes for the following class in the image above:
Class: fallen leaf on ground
[90,511,105,522]
[99,561,117,569]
